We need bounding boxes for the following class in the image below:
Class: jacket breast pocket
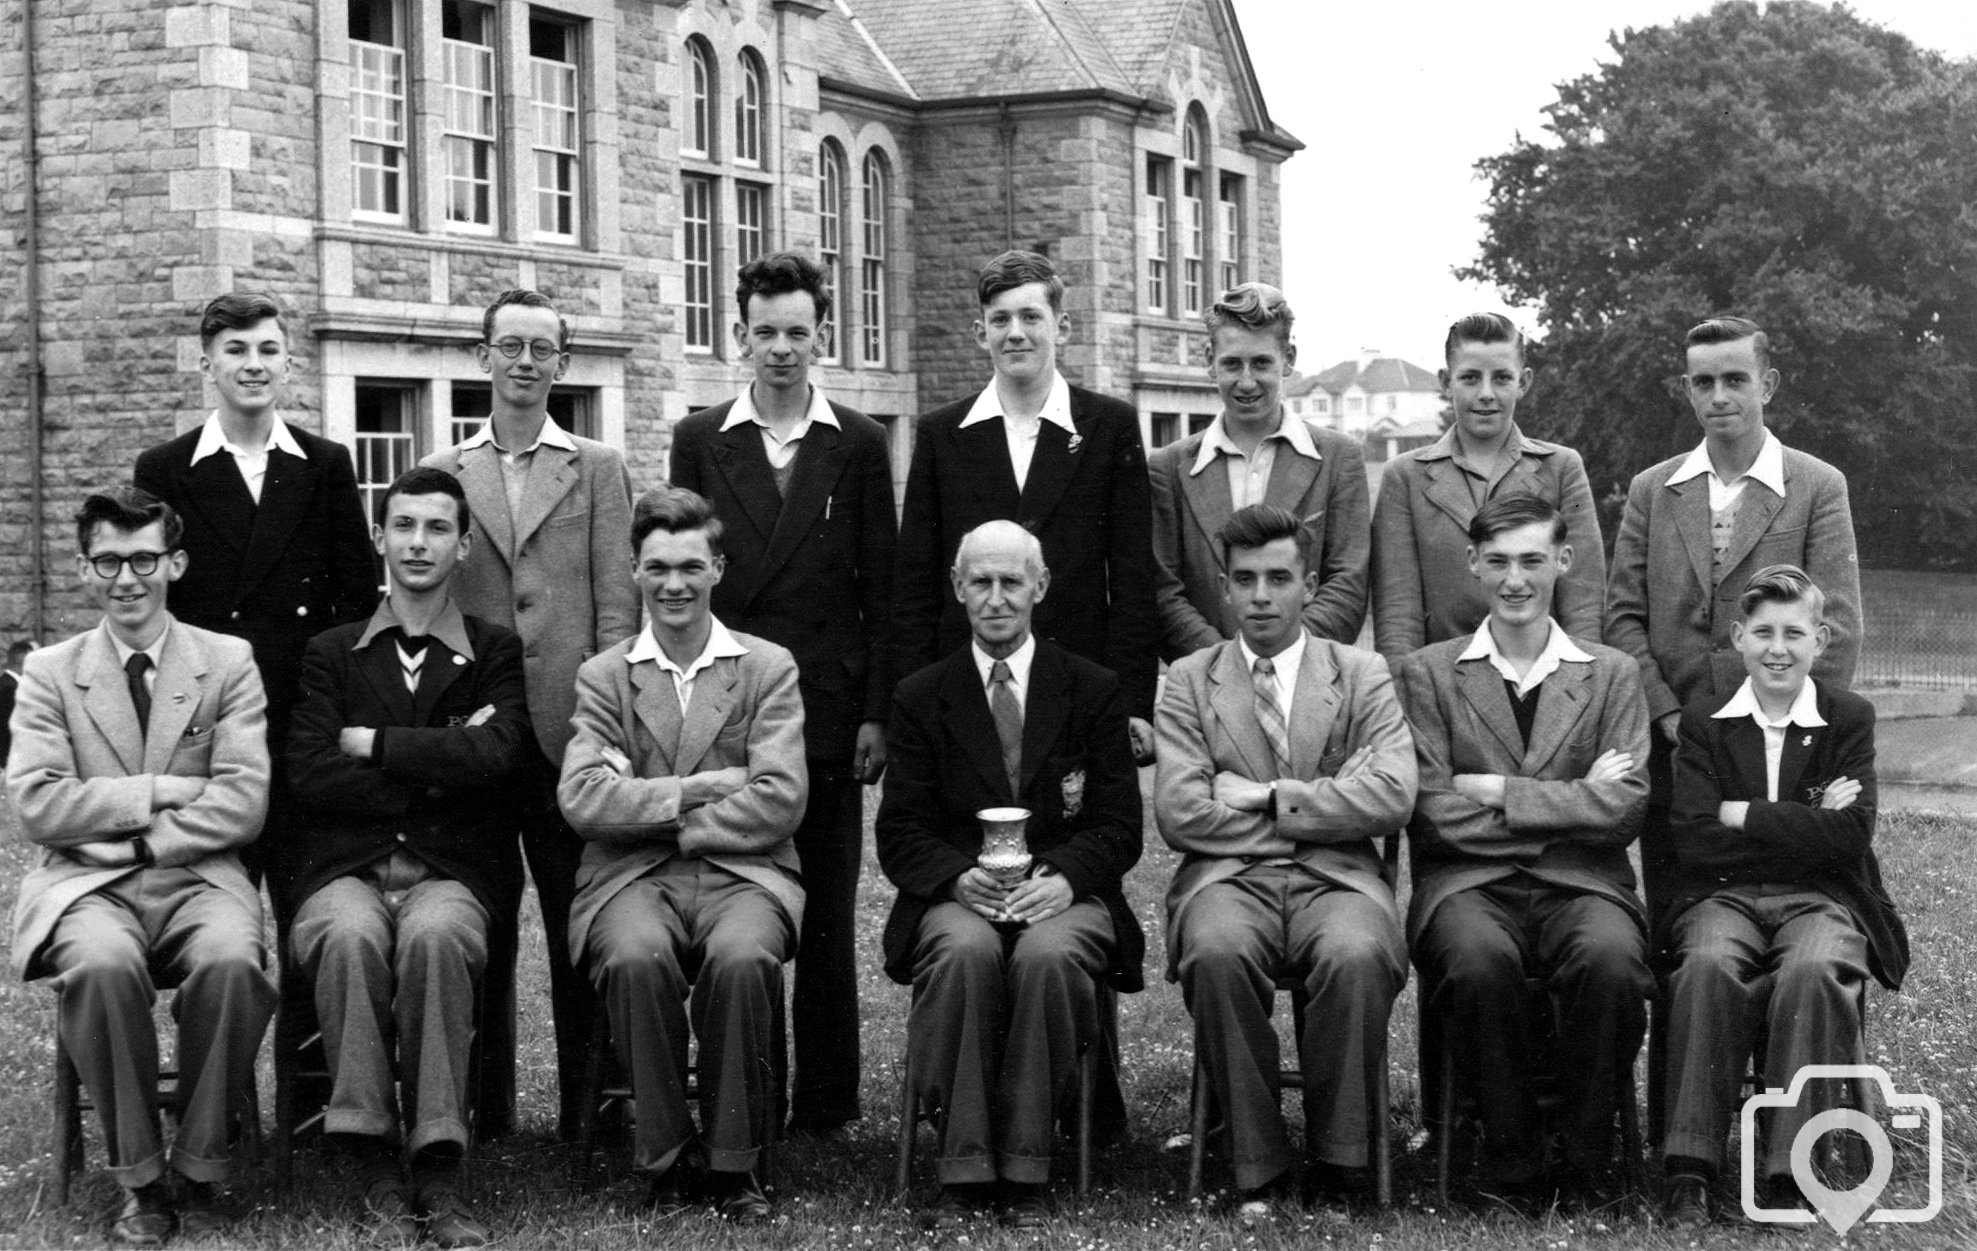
[171,728,216,775]
[1749,524,1807,568]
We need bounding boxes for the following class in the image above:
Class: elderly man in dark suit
[1156,503,1416,1222]
[424,288,639,1138]
[894,249,1158,759]
[9,487,275,1245]
[669,251,896,1134]
[877,520,1143,1230]
[281,468,530,1248]
[1393,494,1651,1205]
[558,487,807,1223]
[1150,283,1369,660]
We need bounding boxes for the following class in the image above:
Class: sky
[1226,0,1977,372]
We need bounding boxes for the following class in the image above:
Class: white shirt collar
[1713,674,1827,729]
[457,415,579,454]
[626,616,750,675]
[1667,428,1786,497]
[958,372,1076,435]
[1458,617,1595,697]
[105,618,172,671]
[1237,628,1308,687]
[720,384,840,436]
[971,632,1037,692]
[188,411,305,465]
[1190,410,1320,477]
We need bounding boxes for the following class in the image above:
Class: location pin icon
[1790,1108,1892,1236]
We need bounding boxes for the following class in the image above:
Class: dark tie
[1252,655,1291,778]
[988,659,1023,799]
[125,653,153,741]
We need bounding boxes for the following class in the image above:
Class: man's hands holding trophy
[953,807,1073,924]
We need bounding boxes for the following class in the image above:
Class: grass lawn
[0,786,1969,1250]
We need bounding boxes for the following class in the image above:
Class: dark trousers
[789,771,864,1126]
[1175,867,1405,1190]
[907,900,1114,1185]
[1415,878,1649,1181]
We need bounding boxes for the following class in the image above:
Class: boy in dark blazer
[894,250,1158,757]
[1394,494,1650,1203]
[1657,565,1906,1227]
[282,468,530,1248]
[877,521,1143,1230]
[669,252,896,1133]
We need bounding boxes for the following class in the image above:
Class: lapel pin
[1802,734,1813,746]
[1067,433,1084,454]
[171,692,188,704]
[453,654,468,666]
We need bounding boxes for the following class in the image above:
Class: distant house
[1365,416,1446,464]
[1294,352,1444,440]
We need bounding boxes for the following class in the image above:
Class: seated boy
[282,468,529,1247]
[1657,565,1908,1225]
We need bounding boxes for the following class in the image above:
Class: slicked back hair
[1443,311,1523,365]
[1739,563,1826,625]
[1217,503,1307,573]
[75,486,182,555]
[378,465,473,533]
[482,288,571,350]
[1467,493,1566,546]
[631,485,725,559]
[736,251,832,324]
[200,291,287,346]
[1203,282,1294,354]
[976,249,1064,312]
[6,640,32,667]
[1686,315,1769,372]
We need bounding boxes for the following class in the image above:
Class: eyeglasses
[85,551,170,579]
[487,338,563,362]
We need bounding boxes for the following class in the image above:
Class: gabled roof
[1283,373,1326,399]
[1310,357,1441,396]
[817,2,916,101]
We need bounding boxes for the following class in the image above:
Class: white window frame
[683,173,716,353]
[530,22,581,243]
[736,181,766,265]
[819,140,846,364]
[861,152,888,367]
[1145,156,1171,315]
[442,14,498,234]
[349,23,408,223]
[684,40,714,159]
[735,52,764,168]
[1218,174,1242,293]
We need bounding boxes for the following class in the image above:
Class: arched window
[860,151,889,366]
[735,51,764,167]
[819,140,848,363]
[683,39,714,159]
[1181,107,1208,315]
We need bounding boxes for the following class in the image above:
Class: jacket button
[297,606,309,617]
[229,611,240,620]
[396,832,407,842]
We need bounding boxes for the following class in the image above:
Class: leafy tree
[1463,1,1977,569]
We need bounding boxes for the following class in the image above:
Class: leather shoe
[1664,1173,1711,1228]
[709,1171,772,1224]
[110,1183,173,1246]
[638,1166,688,1212]
[416,1184,492,1249]
[1001,1182,1049,1229]
[926,1183,990,1232]
[364,1174,421,1242]
[177,1179,236,1238]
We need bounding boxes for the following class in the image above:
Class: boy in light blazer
[1372,313,1604,661]
[1393,494,1651,1205]
[9,487,275,1244]
[1657,565,1905,1227]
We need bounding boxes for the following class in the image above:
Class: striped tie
[1252,655,1292,778]
[989,659,1023,800]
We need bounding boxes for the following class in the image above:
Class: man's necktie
[1252,655,1291,778]
[989,659,1023,799]
[125,653,153,742]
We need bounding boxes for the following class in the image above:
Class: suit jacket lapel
[355,636,417,727]
[713,420,785,546]
[755,425,846,601]
[80,632,144,775]
[956,420,1021,519]
[1668,476,1715,594]
[1777,723,1817,804]
[940,654,1013,800]
[1017,421,1076,525]
[181,453,254,557]
[1456,657,1525,762]
[410,639,469,727]
[631,661,683,773]
[674,656,738,773]
[1720,484,1786,579]
[1264,442,1321,514]
[1287,639,1342,778]
[1421,455,1478,532]
[141,631,205,774]
[239,447,320,589]
[512,444,579,555]
[1017,645,1071,797]
[1207,644,1274,781]
[1724,718,1769,801]
[1181,447,1236,558]
[456,444,514,563]
[1520,659,1592,775]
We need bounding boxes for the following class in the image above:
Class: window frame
[683,38,715,160]
[528,17,583,244]
[348,2,409,225]
[860,151,888,367]
[682,173,717,354]
[734,51,764,169]
[818,139,847,365]
[441,4,499,235]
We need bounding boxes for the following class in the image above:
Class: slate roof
[816,2,915,100]
[1309,357,1441,395]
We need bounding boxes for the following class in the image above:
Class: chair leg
[52,1033,79,1207]
[1075,1041,1095,1197]
[1436,1042,1456,1208]
[572,1022,609,1194]
[1370,1034,1391,1208]
[273,1031,296,1194]
[1618,1062,1643,1199]
[1186,1053,1210,1202]
[893,1053,916,1199]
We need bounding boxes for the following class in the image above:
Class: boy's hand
[1717,800,1750,830]
[464,704,496,728]
[951,866,1010,920]
[1213,772,1272,812]
[1583,749,1634,784]
[597,744,633,776]
[1453,773,1507,810]
[1819,776,1862,811]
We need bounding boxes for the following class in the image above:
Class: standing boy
[669,252,896,1133]
[1373,313,1604,660]
[1150,283,1370,660]
[1657,565,1905,1226]
[9,487,275,1244]
[282,468,530,1247]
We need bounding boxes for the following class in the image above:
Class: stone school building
[1,0,1297,635]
